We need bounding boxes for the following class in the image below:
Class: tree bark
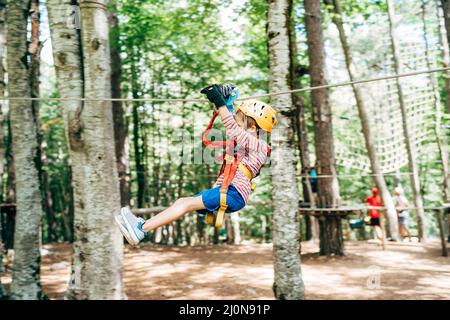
[0,214,4,298]
[304,0,343,255]
[442,0,450,49]
[47,0,125,299]
[386,0,426,241]
[4,117,15,249]
[0,0,4,199]
[7,0,45,299]
[109,7,130,207]
[0,0,5,298]
[268,0,305,300]
[328,0,400,241]
[422,1,450,203]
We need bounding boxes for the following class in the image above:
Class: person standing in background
[365,187,383,243]
[394,186,411,242]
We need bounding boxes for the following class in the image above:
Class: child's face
[235,111,257,133]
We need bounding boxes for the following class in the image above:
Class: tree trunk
[328,0,400,241]
[7,0,45,300]
[4,117,15,249]
[109,8,130,207]
[441,0,450,109]
[288,4,316,241]
[304,0,343,255]
[41,144,57,242]
[0,0,4,200]
[422,1,450,203]
[442,0,450,50]
[0,0,5,298]
[47,0,125,299]
[268,0,305,300]
[289,3,313,205]
[130,60,147,208]
[0,214,3,298]
[386,0,426,241]
[29,0,56,244]
[437,1,450,114]
[175,107,185,245]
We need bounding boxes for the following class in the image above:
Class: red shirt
[365,195,382,218]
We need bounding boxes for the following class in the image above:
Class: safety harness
[201,109,270,229]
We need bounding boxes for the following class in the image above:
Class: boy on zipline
[115,84,277,246]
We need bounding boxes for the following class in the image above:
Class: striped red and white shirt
[214,114,269,203]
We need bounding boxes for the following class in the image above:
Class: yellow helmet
[236,99,277,133]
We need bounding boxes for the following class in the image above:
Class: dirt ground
[2,239,450,300]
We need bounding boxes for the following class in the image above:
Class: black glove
[200,84,227,109]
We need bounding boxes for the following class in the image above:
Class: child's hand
[221,83,236,98]
[200,84,227,109]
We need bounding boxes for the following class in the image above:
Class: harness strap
[215,154,237,228]
[238,162,256,191]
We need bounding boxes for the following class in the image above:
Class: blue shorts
[399,212,409,227]
[194,184,246,214]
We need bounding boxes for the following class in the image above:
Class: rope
[298,205,450,211]
[299,172,417,178]
[1,67,450,102]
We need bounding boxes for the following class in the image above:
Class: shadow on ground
[1,240,449,299]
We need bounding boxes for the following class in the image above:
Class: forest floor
[2,239,450,299]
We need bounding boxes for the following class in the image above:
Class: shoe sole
[114,215,138,246]
[120,207,143,245]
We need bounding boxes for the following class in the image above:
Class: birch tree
[7,0,45,299]
[386,0,426,241]
[326,0,400,241]
[268,0,305,300]
[47,0,125,299]
[304,0,343,255]
[0,0,5,298]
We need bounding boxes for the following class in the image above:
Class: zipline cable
[1,66,450,102]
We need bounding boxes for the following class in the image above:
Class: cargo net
[329,4,441,173]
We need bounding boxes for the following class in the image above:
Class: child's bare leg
[142,196,205,233]
[405,226,411,240]
[374,226,383,240]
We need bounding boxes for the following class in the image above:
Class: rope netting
[331,1,448,173]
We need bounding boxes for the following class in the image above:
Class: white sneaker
[114,214,136,246]
[120,207,147,246]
